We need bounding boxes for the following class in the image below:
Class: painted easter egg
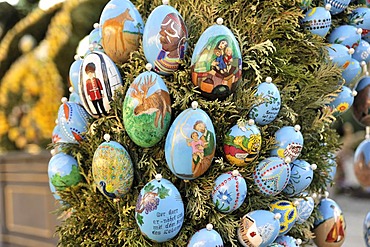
[49,180,61,202]
[78,51,123,118]
[92,134,134,198]
[135,174,184,243]
[328,85,356,116]
[301,5,332,37]
[328,25,362,49]
[353,76,370,126]
[274,235,301,247]
[253,157,291,196]
[57,98,91,144]
[270,125,304,162]
[313,198,346,247]
[283,159,316,197]
[237,210,281,247]
[143,2,187,75]
[269,200,298,236]
[324,0,350,15]
[348,7,370,42]
[342,58,362,87]
[354,138,370,187]
[123,64,171,147]
[212,170,247,214]
[223,119,262,166]
[48,152,82,192]
[69,88,83,105]
[295,195,315,224]
[69,55,83,93]
[364,211,370,247]
[99,0,144,64]
[88,23,104,53]
[326,153,338,186]
[52,124,65,144]
[188,224,224,247]
[191,18,242,99]
[353,39,370,63]
[248,77,281,126]
[326,44,354,69]
[165,102,216,180]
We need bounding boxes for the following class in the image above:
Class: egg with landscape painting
[123,66,171,147]
[92,135,134,199]
[99,0,144,63]
[301,5,332,37]
[191,18,242,99]
[143,2,188,75]
[270,125,304,162]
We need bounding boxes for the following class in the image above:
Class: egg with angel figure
[165,101,216,180]
[187,224,224,246]
[135,174,184,243]
[348,7,370,42]
[283,159,316,197]
[143,1,188,75]
[92,134,134,199]
[301,5,332,37]
[191,18,242,99]
[270,125,304,162]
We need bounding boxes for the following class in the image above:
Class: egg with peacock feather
[99,0,144,64]
[92,134,134,199]
[188,224,224,246]
[165,101,216,180]
[283,159,316,197]
[301,5,332,37]
[78,51,123,118]
[143,1,188,76]
[191,18,242,99]
[135,174,184,243]
[269,200,298,236]
[122,64,171,148]
[348,7,370,43]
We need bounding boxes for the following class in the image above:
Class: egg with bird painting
[123,64,171,148]
[92,134,134,199]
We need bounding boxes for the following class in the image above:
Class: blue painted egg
[78,51,123,118]
[324,0,350,15]
[270,125,304,162]
[69,90,83,105]
[295,195,315,224]
[68,56,83,93]
[269,200,298,236]
[165,102,216,180]
[188,224,223,246]
[354,138,370,187]
[328,85,355,116]
[57,98,91,144]
[348,7,370,42]
[326,154,337,186]
[248,77,281,126]
[353,39,370,63]
[143,3,187,75]
[223,120,262,166]
[313,198,346,247]
[301,6,331,37]
[353,76,370,126]
[328,25,362,49]
[191,18,242,99]
[342,58,362,86]
[135,175,184,243]
[283,159,316,197]
[123,66,171,147]
[88,24,104,53]
[326,44,353,69]
[237,210,281,247]
[48,180,61,201]
[212,170,247,214]
[364,211,370,247]
[52,124,65,144]
[92,136,134,198]
[48,152,82,192]
[274,235,300,246]
[99,0,144,64]
[253,157,291,196]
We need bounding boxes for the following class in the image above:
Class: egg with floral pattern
[269,200,298,236]
[328,85,355,116]
[328,25,362,49]
[348,7,370,42]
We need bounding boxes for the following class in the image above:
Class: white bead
[325,4,331,11]
[216,18,223,25]
[145,63,153,71]
[284,157,291,164]
[74,54,80,60]
[357,28,363,35]
[294,124,301,132]
[93,23,100,29]
[311,164,317,170]
[232,170,239,177]
[50,149,56,156]
[206,223,213,231]
[61,97,68,103]
[248,119,255,126]
[103,134,111,142]
[324,191,329,198]
[352,90,357,97]
[348,48,355,55]
[274,213,281,220]
[69,87,74,93]
[266,77,272,83]
[155,174,163,181]
[191,101,199,110]
[162,0,169,5]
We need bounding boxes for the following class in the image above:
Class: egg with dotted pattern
[301,5,332,37]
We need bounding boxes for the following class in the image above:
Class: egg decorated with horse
[295,195,315,224]
[348,7,370,42]
[78,51,123,118]
[99,0,144,64]
[211,170,247,214]
[165,102,216,180]
[253,157,291,196]
[143,2,188,75]
[92,134,134,198]
[324,0,350,15]
[237,210,281,247]
[135,175,184,243]
[301,5,332,37]
[123,64,171,148]
[188,224,224,247]
[269,200,298,236]
[57,98,91,144]
[223,119,262,166]
[191,18,242,99]
[283,159,316,197]
[270,125,304,162]
[328,25,362,49]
